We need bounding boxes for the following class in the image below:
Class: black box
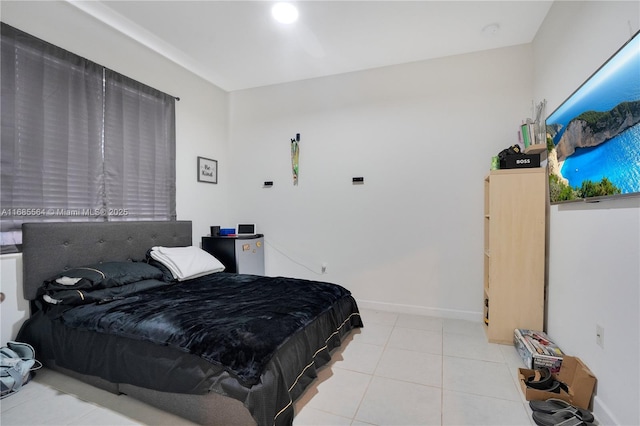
[499,154,540,169]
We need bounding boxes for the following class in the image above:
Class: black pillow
[43,279,171,306]
[44,261,164,291]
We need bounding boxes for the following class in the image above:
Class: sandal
[529,398,594,423]
[532,410,594,426]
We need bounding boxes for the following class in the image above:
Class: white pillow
[150,246,225,281]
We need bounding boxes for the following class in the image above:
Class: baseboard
[356,299,483,322]
[592,395,619,426]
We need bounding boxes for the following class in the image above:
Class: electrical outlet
[321,262,327,274]
[596,324,604,348]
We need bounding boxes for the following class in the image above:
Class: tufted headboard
[22,221,192,300]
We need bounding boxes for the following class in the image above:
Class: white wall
[228,45,534,318]
[532,2,640,425]
[0,0,230,343]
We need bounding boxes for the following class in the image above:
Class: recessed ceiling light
[272,2,298,24]
[482,23,501,36]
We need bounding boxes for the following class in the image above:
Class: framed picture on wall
[197,156,217,184]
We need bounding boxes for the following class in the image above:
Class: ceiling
[68,1,554,92]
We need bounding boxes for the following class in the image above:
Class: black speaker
[210,226,220,236]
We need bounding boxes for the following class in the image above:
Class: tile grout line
[349,311,399,425]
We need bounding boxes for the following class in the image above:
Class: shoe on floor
[529,398,594,423]
[532,410,594,426]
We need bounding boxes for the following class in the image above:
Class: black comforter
[54,273,354,385]
[19,272,362,426]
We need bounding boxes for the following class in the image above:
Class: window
[1,23,176,253]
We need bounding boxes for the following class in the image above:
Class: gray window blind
[104,70,176,220]
[0,23,176,253]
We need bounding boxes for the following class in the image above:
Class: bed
[16,221,362,426]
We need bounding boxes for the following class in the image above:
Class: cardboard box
[518,356,597,410]
[514,329,564,373]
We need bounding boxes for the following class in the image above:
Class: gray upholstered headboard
[22,221,192,300]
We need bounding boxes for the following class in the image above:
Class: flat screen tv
[546,30,640,204]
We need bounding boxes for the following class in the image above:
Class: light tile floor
[0,309,537,425]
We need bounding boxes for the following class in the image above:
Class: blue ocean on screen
[548,32,640,194]
[561,124,640,193]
